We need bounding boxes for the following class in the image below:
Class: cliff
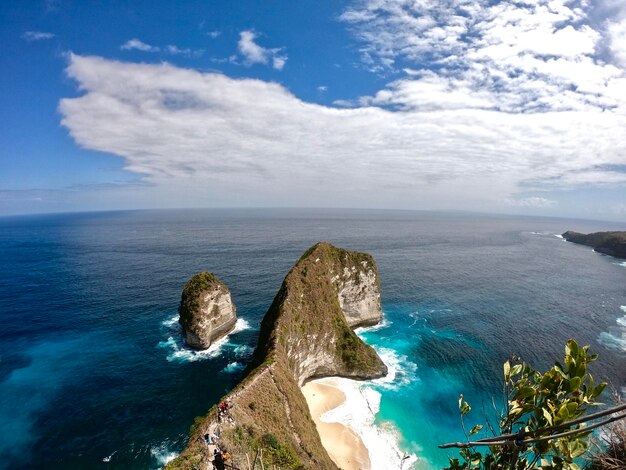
[562,231,626,260]
[179,272,237,350]
[166,242,387,470]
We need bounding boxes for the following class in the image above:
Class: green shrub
[446,340,607,470]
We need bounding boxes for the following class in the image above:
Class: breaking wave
[158,315,251,363]
[315,377,419,470]
[223,361,245,373]
[597,306,626,354]
[150,443,178,469]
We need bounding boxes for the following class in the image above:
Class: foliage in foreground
[445,340,607,470]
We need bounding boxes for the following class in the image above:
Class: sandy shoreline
[301,378,371,470]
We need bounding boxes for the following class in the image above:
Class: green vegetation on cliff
[166,242,387,470]
[178,272,219,322]
[562,231,626,259]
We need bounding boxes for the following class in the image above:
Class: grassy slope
[166,242,387,470]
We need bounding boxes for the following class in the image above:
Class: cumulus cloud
[58,54,626,212]
[21,31,55,41]
[121,38,159,52]
[237,30,287,70]
[340,0,626,114]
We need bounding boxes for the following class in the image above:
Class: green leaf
[510,364,522,377]
[569,376,581,391]
[514,386,536,400]
[593,382,607,398]
[567,339,579,358]
[504,360,511,379]
[557,403,570,420]
[469,424,483,436]
[542,407,553,425]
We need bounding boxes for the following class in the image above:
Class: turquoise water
[0,209,624,469]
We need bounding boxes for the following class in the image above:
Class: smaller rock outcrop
[562,231,626,260]
[178,272,237,350]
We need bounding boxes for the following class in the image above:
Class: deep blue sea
[1,209,625,469]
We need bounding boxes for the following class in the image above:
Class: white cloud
[165,45,203,57]
[340,0,626,114]
[607,13,626,68]
[58,54,626,213]
[504,197,558,208]
[121,38,159,52]
[121,39,202,57]
[207,30,221,38]
[21,31,55,41]
[237,30,287,70]
[272,55,287,70]
[318,86,328,92]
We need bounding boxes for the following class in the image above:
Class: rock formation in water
[562,231,626,260]
[178,272,237,350]
[166,242,387,470]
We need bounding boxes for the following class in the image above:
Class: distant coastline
[562,231,626,259]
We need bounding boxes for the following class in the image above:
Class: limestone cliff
[562,231,626,260]
[166,242,387,470]
[178,272,237,350]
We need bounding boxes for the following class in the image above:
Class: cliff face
[178,272,237,350]
[562,231,626,260]
[166,242,387,470]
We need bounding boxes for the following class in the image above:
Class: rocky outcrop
[166,242,387,470]
[562,231,626,260]
[178,272,237,350]
[336,262,382,328]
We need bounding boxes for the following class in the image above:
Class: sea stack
[178,272,237,350]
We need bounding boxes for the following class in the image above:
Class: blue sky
[1,0,625,220]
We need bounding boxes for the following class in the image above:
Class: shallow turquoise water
[0,209,624,469]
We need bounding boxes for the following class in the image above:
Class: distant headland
[562,231,626,260]
[166,242,387,470]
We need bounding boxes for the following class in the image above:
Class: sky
[1,0,625,221]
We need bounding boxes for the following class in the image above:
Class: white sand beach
[301,378,371,470]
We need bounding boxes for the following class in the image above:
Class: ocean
[0,209,624,469]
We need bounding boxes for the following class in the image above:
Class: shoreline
[301,378,371,470]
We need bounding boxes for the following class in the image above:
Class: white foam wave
[597,306,626,354]
[158,315,252,363]
[553,234,565,239]
[223,361,244,373]
[161,316,179,328]
[234,344,253,358]
[598,331,626,353]
[232,318,252,333]
[150,444,178,469]
[355,317,392,334]
[617,261,626,268]
[315,377,419,469]
[371,347,419,390]
[158,335,229,362]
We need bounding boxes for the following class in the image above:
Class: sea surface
[0,209,624,469]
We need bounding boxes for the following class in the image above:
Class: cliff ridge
[167,242,387,470]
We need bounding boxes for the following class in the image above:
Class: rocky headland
[166,242,387,470]
[562,231,626,260]
[178,272,238,350]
